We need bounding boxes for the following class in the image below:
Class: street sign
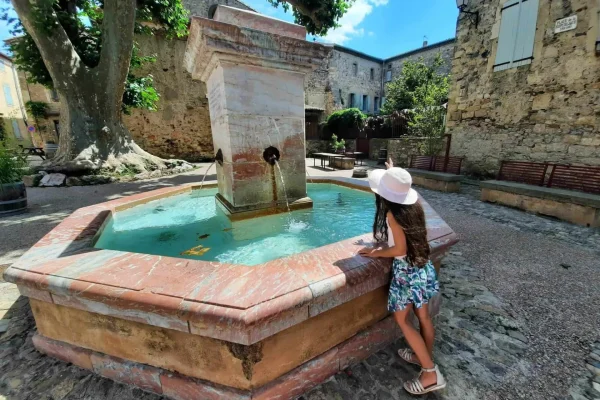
[555,15,577,34]
[27,126,35,132]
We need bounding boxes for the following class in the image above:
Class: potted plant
[330,134,346,154]
[0,144,28,214]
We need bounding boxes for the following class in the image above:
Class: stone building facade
[447,0,600,175]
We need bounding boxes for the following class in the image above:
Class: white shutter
[494,1,520,71]
[513,0,539,66]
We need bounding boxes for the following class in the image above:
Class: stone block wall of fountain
[185,6,329,219]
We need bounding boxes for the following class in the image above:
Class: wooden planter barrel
[0,182,27,214]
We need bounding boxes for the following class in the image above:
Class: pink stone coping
[213,5,306,40]
[32,314,402,400]
[4,178,458,345]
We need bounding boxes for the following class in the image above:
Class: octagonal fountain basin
[4,178,458,400]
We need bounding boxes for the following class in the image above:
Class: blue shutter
[11,119,21,139]
[3,84,13,106]
[494,0,520,71]
[513,0,539,66]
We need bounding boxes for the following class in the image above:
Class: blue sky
[243,0,459,58]
[0,1,459,58]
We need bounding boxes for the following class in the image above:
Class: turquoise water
[95,184,375,266]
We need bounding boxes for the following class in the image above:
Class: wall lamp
[456,0,479,28]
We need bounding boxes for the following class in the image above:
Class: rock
[65,177,83,187]
[507,330,528,343]
[38,170,48,176]
[39,173,66,187]
[0,319,9,333]
[149,170,163,178]
[21,174,42,187]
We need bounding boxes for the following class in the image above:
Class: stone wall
[384,39,455,96]
[329,47,384,114]
[123,33,214,162]
[368,137,430,167]
[305,45,335,119]
[447,0,600,175]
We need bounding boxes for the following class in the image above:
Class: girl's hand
[358,247,378,257]
[385,158,393,169]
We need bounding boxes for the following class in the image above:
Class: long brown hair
[372,195,430,267]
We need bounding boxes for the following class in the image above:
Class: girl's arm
[359,212,407,258]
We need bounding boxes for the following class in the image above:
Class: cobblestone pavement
[0,168,598,399]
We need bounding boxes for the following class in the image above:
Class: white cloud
[321,0,389,45]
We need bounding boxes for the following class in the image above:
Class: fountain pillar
[184,7,330,219]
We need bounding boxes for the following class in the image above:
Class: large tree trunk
[11,0,173,174]
[52,84,166,173]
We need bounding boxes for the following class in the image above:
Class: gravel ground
[0,165,598,400]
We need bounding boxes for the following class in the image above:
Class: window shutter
[11,119,21,139]
[494,0,520,71]
[3,84,13,106]
[513,0,539,65]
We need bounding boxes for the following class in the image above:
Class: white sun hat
[368,168,418,205]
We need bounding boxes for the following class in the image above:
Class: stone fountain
[4,8,458,400]
[184,6,325,219]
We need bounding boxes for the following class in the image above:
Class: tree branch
[283,0,325,27]
[97,0,136,114]
[11,0,85,89]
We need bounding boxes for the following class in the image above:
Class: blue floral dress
[388,258,439,312]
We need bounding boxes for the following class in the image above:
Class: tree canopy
[3,0,189,114]
[3,0,352,115]
[381,54,449,115]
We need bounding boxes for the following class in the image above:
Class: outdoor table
[345,152,366,165]
[312,152,345,169]
[20,146,46,160]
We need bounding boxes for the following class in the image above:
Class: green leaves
[122,75,160,115]
[0,143,28,185]
[381,54,449,114]
[327,108,366,134]
[25,101,49,118]
[6,0,188,112]
[267,0,354,35]
[381,54,450,155]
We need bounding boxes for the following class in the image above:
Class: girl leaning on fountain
[358,159,446,395]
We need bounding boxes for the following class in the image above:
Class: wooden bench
[498,161,549,186]
[407,155,464,193]
[481,161,600,227]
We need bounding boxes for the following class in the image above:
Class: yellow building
[0,52,33,147]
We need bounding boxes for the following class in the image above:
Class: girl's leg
[393,305,438,388]
[414,303,435,357]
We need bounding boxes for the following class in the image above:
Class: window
[352,63,358,77]
[362,95,368,112]
[349,93,356,108]
[50,89,59,102]
[374,97,380,113]
[53,120,60,138]
[385,65,392,82]
[3,84,13,106]
[494,0,540,72]
[370,68,375,80]
[11,119,22,139]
